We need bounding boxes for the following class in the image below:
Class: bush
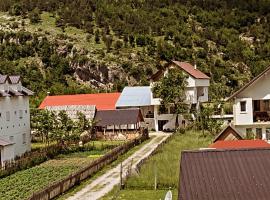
[29,8,41,24]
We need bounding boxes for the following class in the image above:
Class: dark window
[240,101,246,112]
[264,100,270,111]
[254,100,260,112]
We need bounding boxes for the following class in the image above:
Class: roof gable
[213,125,243,142]
[228,65,270,100]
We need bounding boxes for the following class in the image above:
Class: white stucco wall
[234,97,253,125]
[0,96,31,157]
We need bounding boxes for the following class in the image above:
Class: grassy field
[57,136,153,200]
[102,130,212,200]
[0,140,124,200]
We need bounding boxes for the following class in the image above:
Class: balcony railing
[253,111,270,122]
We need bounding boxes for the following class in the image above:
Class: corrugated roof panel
[116,86,152,107]
[179,148,270,200]
[0,137,14,146]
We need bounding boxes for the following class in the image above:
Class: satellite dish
[164,190,172,200]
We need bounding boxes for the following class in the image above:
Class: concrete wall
[235,125,270,141]
[0,96,31,157]
[234,97,253,125]
[1,144,15,165]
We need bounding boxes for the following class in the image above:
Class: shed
[179,148,270,200]
[213,125,243,142]
[0,138,15,166]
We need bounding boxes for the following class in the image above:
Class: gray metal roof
[0,137,14,146]
[116,86,152,107]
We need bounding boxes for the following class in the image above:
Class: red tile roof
[39,93,121,110]
[172,61,210,79]
[209,139,270,149]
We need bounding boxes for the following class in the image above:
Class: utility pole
[154,161,157,190]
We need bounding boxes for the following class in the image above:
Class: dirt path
[66,132,171,200]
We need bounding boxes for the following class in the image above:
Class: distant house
[179,148,270,200]
[209,139,270,149]
[150,61,210,105]
[213,125,243,142]
[94,108,144,134]
[0,75,33,165]
[228,65,270,141]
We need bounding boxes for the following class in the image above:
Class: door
[256,128,262,139]
[158,120,168,131]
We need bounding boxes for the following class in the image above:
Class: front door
[158,120,168,131]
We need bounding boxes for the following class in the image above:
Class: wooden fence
[28,131,149,200]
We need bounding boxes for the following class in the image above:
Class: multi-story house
[0,75,33,165]
[116,61,210,131]
[228,66,270,141]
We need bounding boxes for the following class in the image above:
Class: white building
[116,61,210,131]
[228,66,270,141]
[0,75,33,166]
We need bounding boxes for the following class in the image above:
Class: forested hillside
[0,0,270,107]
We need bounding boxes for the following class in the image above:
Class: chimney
[194,64,197,69]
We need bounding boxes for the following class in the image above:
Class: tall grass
[125,130,212,190]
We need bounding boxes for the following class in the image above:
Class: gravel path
[66,132,171,200]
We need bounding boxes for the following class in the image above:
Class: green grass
[102,131,212,200]
[103,189,178,200]
[57,136,152,200]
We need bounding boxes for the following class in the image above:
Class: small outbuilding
[0,138,15,166]
[94,108,144,135]
[213,125,243,142]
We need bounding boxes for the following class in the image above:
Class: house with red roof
[148,61,210,131]
[151,61,210,105]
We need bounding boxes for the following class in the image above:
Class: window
[246,128,253,139]
[22,133,26,144]
[266,128,270,140]
[19,110,23,119]
[254,100,260,112]
[6,111,10,121]
[240,101,247,112]
[256,128,262,139]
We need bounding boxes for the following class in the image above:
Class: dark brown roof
[94,109,144,126]
[151,61,210,81]
[0,138,14,146]
[227,65,270,100]
[179,148,270,200]
[213,125,243,142]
